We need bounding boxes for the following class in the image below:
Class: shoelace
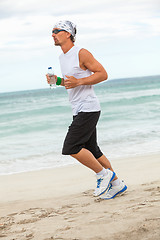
[108,184,112,191]
[97,178,102,188]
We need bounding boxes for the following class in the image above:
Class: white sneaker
[93,169,115,197]
[100,180,127,200]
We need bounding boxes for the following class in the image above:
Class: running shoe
[93,169,115,197]
[100,180,127,200]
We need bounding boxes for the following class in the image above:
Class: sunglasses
[52,29,66,34]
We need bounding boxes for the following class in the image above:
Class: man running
[46,20,127,199]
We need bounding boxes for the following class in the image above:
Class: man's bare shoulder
[79,48,95,64]
[79,48,93,57]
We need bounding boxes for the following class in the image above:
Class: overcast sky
[0,0,160,92]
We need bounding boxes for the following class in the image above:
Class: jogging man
[46,20,127,199]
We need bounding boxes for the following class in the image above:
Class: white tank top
[59,46,101,115]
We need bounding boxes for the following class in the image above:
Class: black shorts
[62,111,103,159]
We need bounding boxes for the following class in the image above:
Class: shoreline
[0,153,160,240]
[1,151,160,177]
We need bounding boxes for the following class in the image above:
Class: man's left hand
[64,75,80,89]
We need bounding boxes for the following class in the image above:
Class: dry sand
[0,153,160,240]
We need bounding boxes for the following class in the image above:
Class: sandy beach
[0,153,160,240]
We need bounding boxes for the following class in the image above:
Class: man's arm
[79,48,108,85]
[64,48,108,89]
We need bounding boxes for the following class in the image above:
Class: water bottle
[48,67,56,89]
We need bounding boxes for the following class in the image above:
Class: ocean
[0,75,160,175]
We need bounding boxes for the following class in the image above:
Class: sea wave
[0,75,160,175]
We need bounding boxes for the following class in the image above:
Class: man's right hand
[46,74,57,85]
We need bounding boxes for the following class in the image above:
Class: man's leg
[71,148,103,173]
[97,154,118,180]
[71,148,115,197]
[97,154,127,199]
[84,128,118,181]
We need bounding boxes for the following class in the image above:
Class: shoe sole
[102,185,127,200]
[98,171,116,197]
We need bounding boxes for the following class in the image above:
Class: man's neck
[61,42,74,54]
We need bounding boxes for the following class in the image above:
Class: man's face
[52,28,70,46]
